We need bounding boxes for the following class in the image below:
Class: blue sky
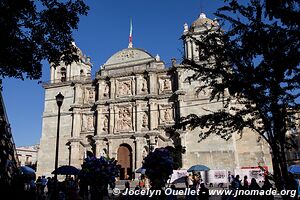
[2,0,225,147]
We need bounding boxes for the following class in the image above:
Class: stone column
[109,104,115,134]
[72,110,81,138]
[110,78,115,99]
[96,106,104,135]
[70,141,81,169]
[135,138,143,168]
[50,66,55,83]
[136,101,142,131]
[66,65,71,81]
[97,80,104,100]
[184,42,188,59]
[74,84,83,104]
[95,141,101,158]
[149,100,158,130]
[136,74,144,95]
[187,39,192,60]
[148,72,157,95]
[177,69,183,90]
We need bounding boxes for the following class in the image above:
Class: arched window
[61,67,66,82]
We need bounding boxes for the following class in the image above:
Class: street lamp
[144,134,151,154]
[54,92,64,198]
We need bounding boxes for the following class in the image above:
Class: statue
[103,84,109,97]
[164,109,171,122]
[103,115,108,131]
[142,112,148,128]
[141,78,148,92]
[89,89,94,101]
[163,79,171,90]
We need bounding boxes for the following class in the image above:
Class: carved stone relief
[118,81,132,96]
[117,106,132,131]
[87,115,94,130]
[117,49,138,61]
[82,114,94,131]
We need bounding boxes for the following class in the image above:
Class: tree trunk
[271,144,284,190]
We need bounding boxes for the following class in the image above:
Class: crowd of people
[223,172,299,200]
[14,174,80,200]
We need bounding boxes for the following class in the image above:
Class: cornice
[42,112,71,118]
[96,67,175,80]
[93,130,161,140]
[43,79,93,89]
[95,93,176,105]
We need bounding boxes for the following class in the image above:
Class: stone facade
[37,13,272,178]
[16,144,39,167]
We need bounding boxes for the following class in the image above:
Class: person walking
[243,176,249,189]
[261,177,274,200]
[249,178,261,200]
[198,183,210,200]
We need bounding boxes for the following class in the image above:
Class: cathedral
[37,12,272,179]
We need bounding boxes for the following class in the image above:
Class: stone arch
[117,143,133,180]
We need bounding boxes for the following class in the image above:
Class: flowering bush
[142,147,174,189]
[79,155,119,193]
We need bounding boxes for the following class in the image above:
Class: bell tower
[50,42,92,83]
[182,12,219,62]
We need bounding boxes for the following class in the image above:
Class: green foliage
[0,0,89,80]
[179,0,299,146]
[175,0,299,191]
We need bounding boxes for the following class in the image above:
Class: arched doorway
[117,144,132,180]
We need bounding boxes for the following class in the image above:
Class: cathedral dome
[102,48,155,69]
[191,13,217,30]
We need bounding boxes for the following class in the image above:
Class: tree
[174,0,299,193]
[0,0,89,81]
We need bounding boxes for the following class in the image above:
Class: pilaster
[72,110,81,138]
[70,141,81,169]
[148,72,157,95]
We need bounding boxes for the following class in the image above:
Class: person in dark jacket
[198,183,210,200]
[249,178,261,200]
[261,177,274,200]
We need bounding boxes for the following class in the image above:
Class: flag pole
[128,18,133,48]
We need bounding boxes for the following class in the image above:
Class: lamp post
[54,92,64,198]
[144,134,151,154]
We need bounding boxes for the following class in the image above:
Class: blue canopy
[52,165,80,175]
[187,165,210,172]
[136,167,146,174]
[288,165,300,175]
[20,166,36,180]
